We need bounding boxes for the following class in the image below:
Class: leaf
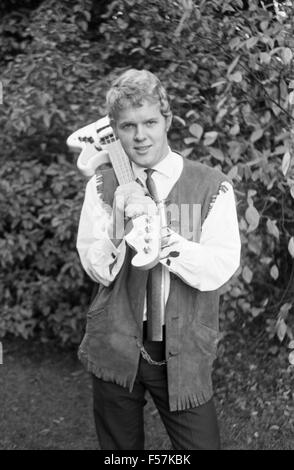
[266,219,280,240]
[173,115,186,126]
[203,131,218,146]
[184,137,198,145]
[227,55,240,75]
[290,186,294,199]
[208,147,224,161]
[282,151,291,176]
[279,303,292,318]
[181,148,193,158]
[276,318,287,342]
[227,165,238,180]
[186,110,198,119]
[274,145,286,155]
[211,80,227,88]
[259,52,271,64]
[281,47,293,65]
[270,265,279,280]
[288,340,294,349]
[260,20,269,31]
[289,91,294,106]
[251,307,263,318]
[216,96,227,111]
[189,123,203,139]
[242,266,253,284]
[228,71,242,83]
[250,128,263,143]
[229,37,240,49]
[260,257,272,265]
[43,112,51,129]
[245,204,260,232]
[269,425,280,431]
[288,237,294,258]
[229,123,240,136]
[289,351,294,365]
[246,36,258,49]
[215,108,227,123]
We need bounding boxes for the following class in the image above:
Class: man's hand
[108,181,157,246]
[114,181,157,219]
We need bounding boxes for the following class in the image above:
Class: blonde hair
[106,69,172,122]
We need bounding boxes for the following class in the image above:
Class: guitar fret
[102,138,133,185]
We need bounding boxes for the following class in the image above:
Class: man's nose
[134,125,146,141]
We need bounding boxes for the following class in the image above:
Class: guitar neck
[101,137,134,185]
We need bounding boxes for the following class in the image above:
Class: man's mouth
[134,145,151,154]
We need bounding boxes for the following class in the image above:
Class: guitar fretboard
[100,134,134,185]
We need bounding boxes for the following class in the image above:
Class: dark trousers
[92,333,220,450]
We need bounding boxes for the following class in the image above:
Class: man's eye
[122,123,134,130]
[146,120,156,126]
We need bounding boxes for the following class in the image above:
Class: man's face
[113,100,171,168]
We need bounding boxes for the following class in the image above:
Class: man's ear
[165,114,172,132]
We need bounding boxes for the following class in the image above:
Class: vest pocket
[194,291,220,331]
[86,307,110,335]
[194,321,219,358]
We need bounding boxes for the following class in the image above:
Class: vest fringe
[78,349,134,391]
[174,389,212,411]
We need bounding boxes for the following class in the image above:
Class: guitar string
[103,135,133,185]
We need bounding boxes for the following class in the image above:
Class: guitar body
[67,116,161,270]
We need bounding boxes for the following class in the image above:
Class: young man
[76,69,241,450]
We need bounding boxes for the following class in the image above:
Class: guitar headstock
[66,116,112,177]
[98,124,117,146]
[125,213,161,270]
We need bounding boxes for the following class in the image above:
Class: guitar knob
[144,236,151,243]
[145,225,152,233]
[143,246,151,253]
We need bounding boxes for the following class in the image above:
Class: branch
[174,0,193,37]
[192,31,294,123]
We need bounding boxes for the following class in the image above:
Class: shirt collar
[131,147,176,182]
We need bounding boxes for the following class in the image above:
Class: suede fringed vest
[78,157,230,411]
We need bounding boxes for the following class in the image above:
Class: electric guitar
[67,116,161,270]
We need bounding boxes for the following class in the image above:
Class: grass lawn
[1,325,294,450]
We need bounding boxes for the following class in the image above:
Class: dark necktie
[145,169,164,341]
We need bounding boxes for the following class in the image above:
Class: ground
[1,325,294,450]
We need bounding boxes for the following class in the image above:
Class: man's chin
[131,153,153,167]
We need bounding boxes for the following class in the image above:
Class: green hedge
[0,0,293,347]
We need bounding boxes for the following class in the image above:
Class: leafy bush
[0,156,92,343]
[0,0,293,349]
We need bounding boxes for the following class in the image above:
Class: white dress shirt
[76,151,241,321]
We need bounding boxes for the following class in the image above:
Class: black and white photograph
[1,0,294,453]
